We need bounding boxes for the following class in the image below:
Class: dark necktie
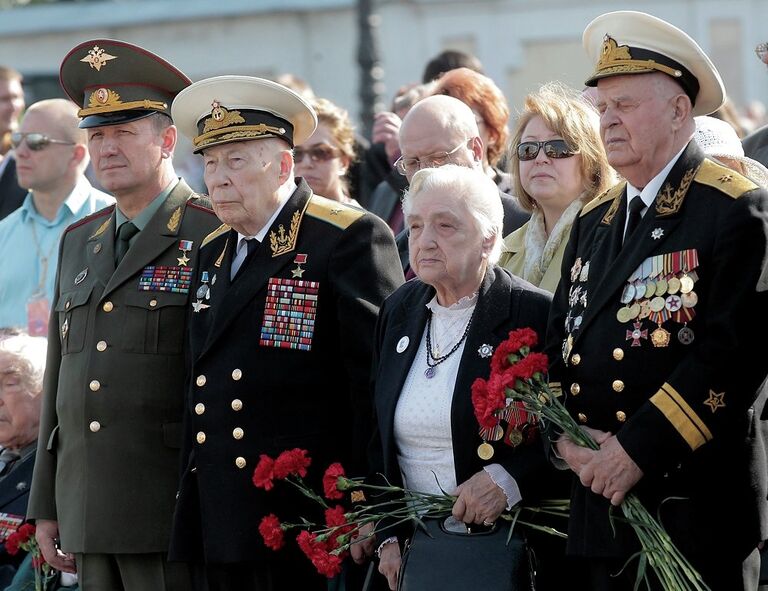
[624,196,645,244]
[115,221,139,266]
[0,449,20,477]
[246,237,258,258]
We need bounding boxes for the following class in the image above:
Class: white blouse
[394,294,476,496]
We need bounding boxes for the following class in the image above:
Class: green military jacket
[28,180,220,553]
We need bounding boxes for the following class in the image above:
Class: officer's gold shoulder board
[306,195,364,230]
[580,181,626,217]
[201,223,231,247]
[694,158,758,198]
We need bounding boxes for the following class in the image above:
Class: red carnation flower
[471,378,499,429]
[273,448,312,479]
[17,523,35,541]
[258,514,286,551]
[253,455,276,490]
[5,532,20,556]
[322,463,346,500]
[296,531,344,578]
[506,327,539,351]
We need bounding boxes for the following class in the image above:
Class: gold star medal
[177,240,193,266]
[291,253,307,278]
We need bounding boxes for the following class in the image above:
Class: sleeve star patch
[703,390,726,413]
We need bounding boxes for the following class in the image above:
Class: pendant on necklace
[424,366,436,379]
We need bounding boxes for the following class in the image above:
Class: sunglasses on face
[516,139,576,161]
[10,132,76,151]
[293,145,340,163]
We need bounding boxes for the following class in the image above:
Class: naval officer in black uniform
[546,11,768,591]
[169,76,404,590]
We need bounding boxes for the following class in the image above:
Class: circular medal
[638,300,652,319]
[680,274,694,294]
[507,429,523,447]
[681,291,698,308]
[620,284,636,304]
[655,278,668,296]
[477,442,494,460]
[644,280,657,298]
[650,326,671,347]
[196,284,210,299]
[424,366,436,379]
[628,302,641,320]
[489,424,505,442]
[649,296,666,312]
[616,306,632,323]
[664,295,682,312]
[678,326,695,345]
[633,282,646,300]
[667,277,681,295]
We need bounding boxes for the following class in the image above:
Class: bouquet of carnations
[5,523,57,591]
[252,448,568,578]
[470,327,710,591]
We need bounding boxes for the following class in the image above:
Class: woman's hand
[350,521,376,564]
[451,470,507,525]
[378,541,402,590]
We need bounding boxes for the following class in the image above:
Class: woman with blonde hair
[499,82,615,293]
[294,97,361,207]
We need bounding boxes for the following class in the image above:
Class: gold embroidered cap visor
[171,75,317,154]
[583,11,725,116]
[60,39,192,129]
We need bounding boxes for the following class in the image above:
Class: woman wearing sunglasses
[293,98,361,208]
[499,83,615,293]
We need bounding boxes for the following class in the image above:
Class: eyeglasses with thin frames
[516,139,577,162]
[10,132,76,152]
[394,138,471,176]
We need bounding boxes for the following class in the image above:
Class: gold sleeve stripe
[548,382,563,397]
[650,383,712,450]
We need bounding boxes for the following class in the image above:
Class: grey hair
[0,334,47,397]
[402,164,504,264]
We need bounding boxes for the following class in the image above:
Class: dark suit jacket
[546,141,768,566]
[28,180,220,553]
[0,156,27,221]
[368,267,563,541]
[170,179,404,564]
[0,450,35,588]
[395,190,530,272]
[743,123,768,168]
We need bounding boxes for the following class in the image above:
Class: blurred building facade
[1,0,765,135]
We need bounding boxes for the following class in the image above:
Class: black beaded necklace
[424,307,475,379]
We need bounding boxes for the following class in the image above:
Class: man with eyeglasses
[0,99,113,333]
[393,94,529,275]
[0,66,28,221]
[26,40,219,591]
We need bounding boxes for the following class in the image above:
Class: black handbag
[397,516,535,591]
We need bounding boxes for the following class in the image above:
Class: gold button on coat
[235,457,246,469]
[612,380,625,393]
[578,413,587,424]
[96,340,107,352]
[233,427,244,440]
[571,354,581,365]
[232,369,242,381]
[231,399,243,411]
[194,403,205,415]
[570,383,581,395]
[616,411,627,422]
[196,375,206,387]
[613,348,624,361]
[89,380,101,392]
[196,431,206,444]
[102,301,114,312]
[89,421,101,432]
[149,299,158,308]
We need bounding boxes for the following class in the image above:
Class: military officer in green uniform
[546,12,768,590]
[169,77,404,590]
[27,40,220,590]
